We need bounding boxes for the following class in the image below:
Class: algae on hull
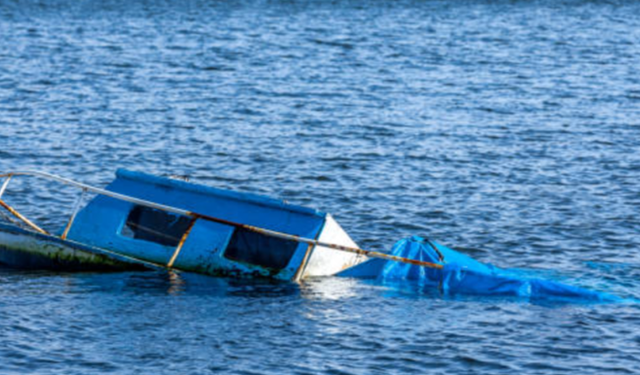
[0,223,147,271]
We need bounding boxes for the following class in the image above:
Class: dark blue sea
[1,0,640,374]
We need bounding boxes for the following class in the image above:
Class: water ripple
[1,0,640,374]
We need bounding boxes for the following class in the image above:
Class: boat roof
[113,169,327,219]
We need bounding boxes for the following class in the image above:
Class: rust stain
[191,212,443,270]
[292,243,314,282]
[1,171,444,274]
[0,199,50,235]
[166,218,197,268]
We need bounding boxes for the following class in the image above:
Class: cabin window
[121,205,191,247]
[224,228,298,270]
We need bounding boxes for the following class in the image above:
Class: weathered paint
[0,199,49,235]
[166,218,197,268]
[0,222,147,271]
[0,170,442,280]
[292,243,315,282]
[64,170,326,280]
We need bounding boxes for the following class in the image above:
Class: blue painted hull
[61,170,332,281]
[0,170,365,280]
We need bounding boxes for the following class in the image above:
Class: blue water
[1,0,640,373]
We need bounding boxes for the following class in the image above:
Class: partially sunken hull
[0,222,145,271]
[0,170,367,281]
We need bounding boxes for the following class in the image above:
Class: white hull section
[302,214,368,278]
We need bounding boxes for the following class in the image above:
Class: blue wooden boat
[2,170,610,301]
[1,170,433,281]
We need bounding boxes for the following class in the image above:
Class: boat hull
[0,170,367,280]
[0,222,147,271]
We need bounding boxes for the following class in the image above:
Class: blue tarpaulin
[338,236,619,302]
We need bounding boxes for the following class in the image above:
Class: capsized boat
[1,170,432,281]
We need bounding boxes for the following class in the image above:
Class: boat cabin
[61,170,364,280]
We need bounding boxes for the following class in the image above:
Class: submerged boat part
[0,170,442,281]
[0,222,149,271]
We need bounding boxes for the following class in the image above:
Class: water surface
[1,0,639,374]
